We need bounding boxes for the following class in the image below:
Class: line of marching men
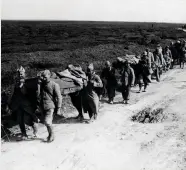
[7,40,186,143]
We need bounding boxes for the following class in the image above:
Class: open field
[1,21,186,91]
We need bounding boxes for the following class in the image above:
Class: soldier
[175,40,182,62]
[84,63,103,123]
[145,48,154,68]
[145,49,154,82]
[156,44,166,67]
[101,61,117,104]
[37,70,62,142]
[138,53,151,93]
[169,42,177,68]
[163,46,173,70]
[120,60,135,104]
[153,49,162,82]
[9,66,38,140]
[180,40,186,69]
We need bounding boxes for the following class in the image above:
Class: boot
[125,100,129,104]
[32,123,38,137]
[21,133,28,140]
[46,125,54,143]
[94,114,97,120]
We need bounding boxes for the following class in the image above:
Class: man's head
[165,45,169,50]
[143,51,148,56]
[145,48,150,53]
[156,44,162,53]
[17,66,26,79]
[156,44,161,48]
[124,60,129,67]
[170,41,174,46]
[87,63,94,75]
[41,70,51,84]
[105,61,111,68]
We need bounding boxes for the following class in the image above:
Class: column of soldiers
[100,40,186,103]
[7,40,186,142]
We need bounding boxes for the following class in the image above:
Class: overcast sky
[1,0,186,23]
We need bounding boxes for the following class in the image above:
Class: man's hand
[56,108,62,116]
[35,107,40,114]
[90,80,94,84]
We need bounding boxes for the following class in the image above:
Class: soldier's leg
[144,83,148,92]
[110,87,116,103]
[107,87,111,102]
[107,86,115,103]
[90,94,99,120]
[26,114,38,137]
[138,76,143,92]
[44,109,54,142]
[155,68,160,82]
[126,86,131,100]
[143,76,148,92]
[87,103,93,120]
[122,85,126,101]
[125,86,131,104]
[17,109,28,138]
[180,58,182,68]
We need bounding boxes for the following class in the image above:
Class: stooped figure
[120,60,135,104]
[84,63,103,123]
[9,66,38,140]
[138,53,151,93]
[37,70,62,142]
[101,61,117,104]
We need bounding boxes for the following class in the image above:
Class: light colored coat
[39,80,62,110]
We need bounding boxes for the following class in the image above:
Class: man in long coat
[153,49,163,82]
[84,63,103,122]
[145,48,154,82]
[120,61,135,104]
[101,61,117,104]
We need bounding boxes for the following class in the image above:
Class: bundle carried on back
[50,64,87,95]
[113,54,140,69]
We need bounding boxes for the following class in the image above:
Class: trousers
[122,85,131,100]
[15,108,37,136]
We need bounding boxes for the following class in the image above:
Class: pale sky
[1,0,186,23]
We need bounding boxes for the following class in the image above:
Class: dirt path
[1,67,186,170]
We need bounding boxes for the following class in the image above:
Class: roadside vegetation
[1,21,186,96]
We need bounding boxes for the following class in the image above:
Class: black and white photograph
[1,0,186,170]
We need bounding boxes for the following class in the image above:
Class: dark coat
[10,78,38,113]
[121,66,135,86]
[101,67,117,88]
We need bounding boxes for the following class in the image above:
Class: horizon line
[1,19,186,25]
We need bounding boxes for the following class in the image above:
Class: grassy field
[1,21,186,94]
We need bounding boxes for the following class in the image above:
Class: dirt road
[1,67,186,170]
